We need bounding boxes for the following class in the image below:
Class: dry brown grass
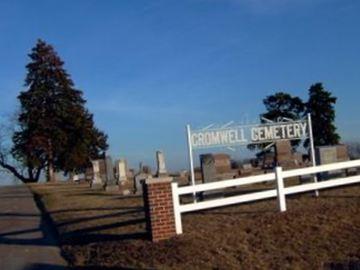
[30,182,360,269]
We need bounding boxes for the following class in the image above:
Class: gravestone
[73,174,80,182]
[156,151,167,177]
[142,166,152,175]
[98,159,107,182]
[336,145,349,162]
[275,140,300,169]
[242,163,253,170]
[104,156,118,191]
[213,154,231,173]
[336,145,355,175]
[134,173,152,194]
[133,162,152,194]
[316,146,339,179]
[116,159,128,183]
[199,153,232,200]
[262,152,275,170]
[85,167,93,181]
[179,170,188,179]
[200,154,216,183]
[275,140,292,163]
[127,169,135,179]
[91,160,103,188]
[293,152,303,166]
[240,163,253,177]
[316,146,337,165]
[200,153,232,183]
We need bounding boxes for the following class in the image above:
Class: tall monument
[156,151,167,177]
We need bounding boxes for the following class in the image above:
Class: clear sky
[0,0,359,172]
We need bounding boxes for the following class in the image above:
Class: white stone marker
[91,160,102,188]
[156,151,167,177]
[73,174,80,182]
[116,159,128,183]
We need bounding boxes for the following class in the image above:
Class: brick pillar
[143,177,176,242]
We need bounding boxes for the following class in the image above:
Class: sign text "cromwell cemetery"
[190,121,308,149]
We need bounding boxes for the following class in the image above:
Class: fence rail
[282,159,360,178]
[177,173,275,195]
[171,159,360,234]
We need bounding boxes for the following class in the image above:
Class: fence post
[275,166,287,212]
[143,177,177,242]
[171,182,183,234]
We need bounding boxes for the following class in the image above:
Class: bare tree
[0,112,43,183]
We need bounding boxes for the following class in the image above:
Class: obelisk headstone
[156,151,167,177]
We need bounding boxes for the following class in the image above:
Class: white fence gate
[171,159,360,234]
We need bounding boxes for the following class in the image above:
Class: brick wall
[143,177,176,242]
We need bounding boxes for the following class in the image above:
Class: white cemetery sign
[190,121,308,149]
[186,114,317,201]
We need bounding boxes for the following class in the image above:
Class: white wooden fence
[171,159,360,234]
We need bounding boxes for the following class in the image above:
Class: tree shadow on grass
[323,260,360,270]
[56,208,144,227]
[51,206,142,214]
[320,194,360,199]
[62,231,148,246]
[33,189,148,245]
[0,188,34,199]
[0,211,59,247]
[64,192,142,200]
[0,212,39,217]
[61,217,148,245]
[0,195,34,199]
[49,204,148,245]
[23,263,151,270]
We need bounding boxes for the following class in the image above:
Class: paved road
[0,185,68,270]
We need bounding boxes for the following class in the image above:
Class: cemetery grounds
[29,181,360,269]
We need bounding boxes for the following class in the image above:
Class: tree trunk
[34,166,43,182]
[0,161,42,183]
[28,165,34,181]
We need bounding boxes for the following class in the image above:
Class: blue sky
[0,0,359,172]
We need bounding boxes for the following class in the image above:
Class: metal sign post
[186,125,197,202]
[307,113,319,197]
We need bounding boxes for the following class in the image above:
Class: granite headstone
[104,156,118,191]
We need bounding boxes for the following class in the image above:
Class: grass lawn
[30,182,360,269]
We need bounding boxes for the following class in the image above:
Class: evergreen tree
[262,92,305,122]
[248,92,305,151]
[305,83,340,147]
[10,39,108,182]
